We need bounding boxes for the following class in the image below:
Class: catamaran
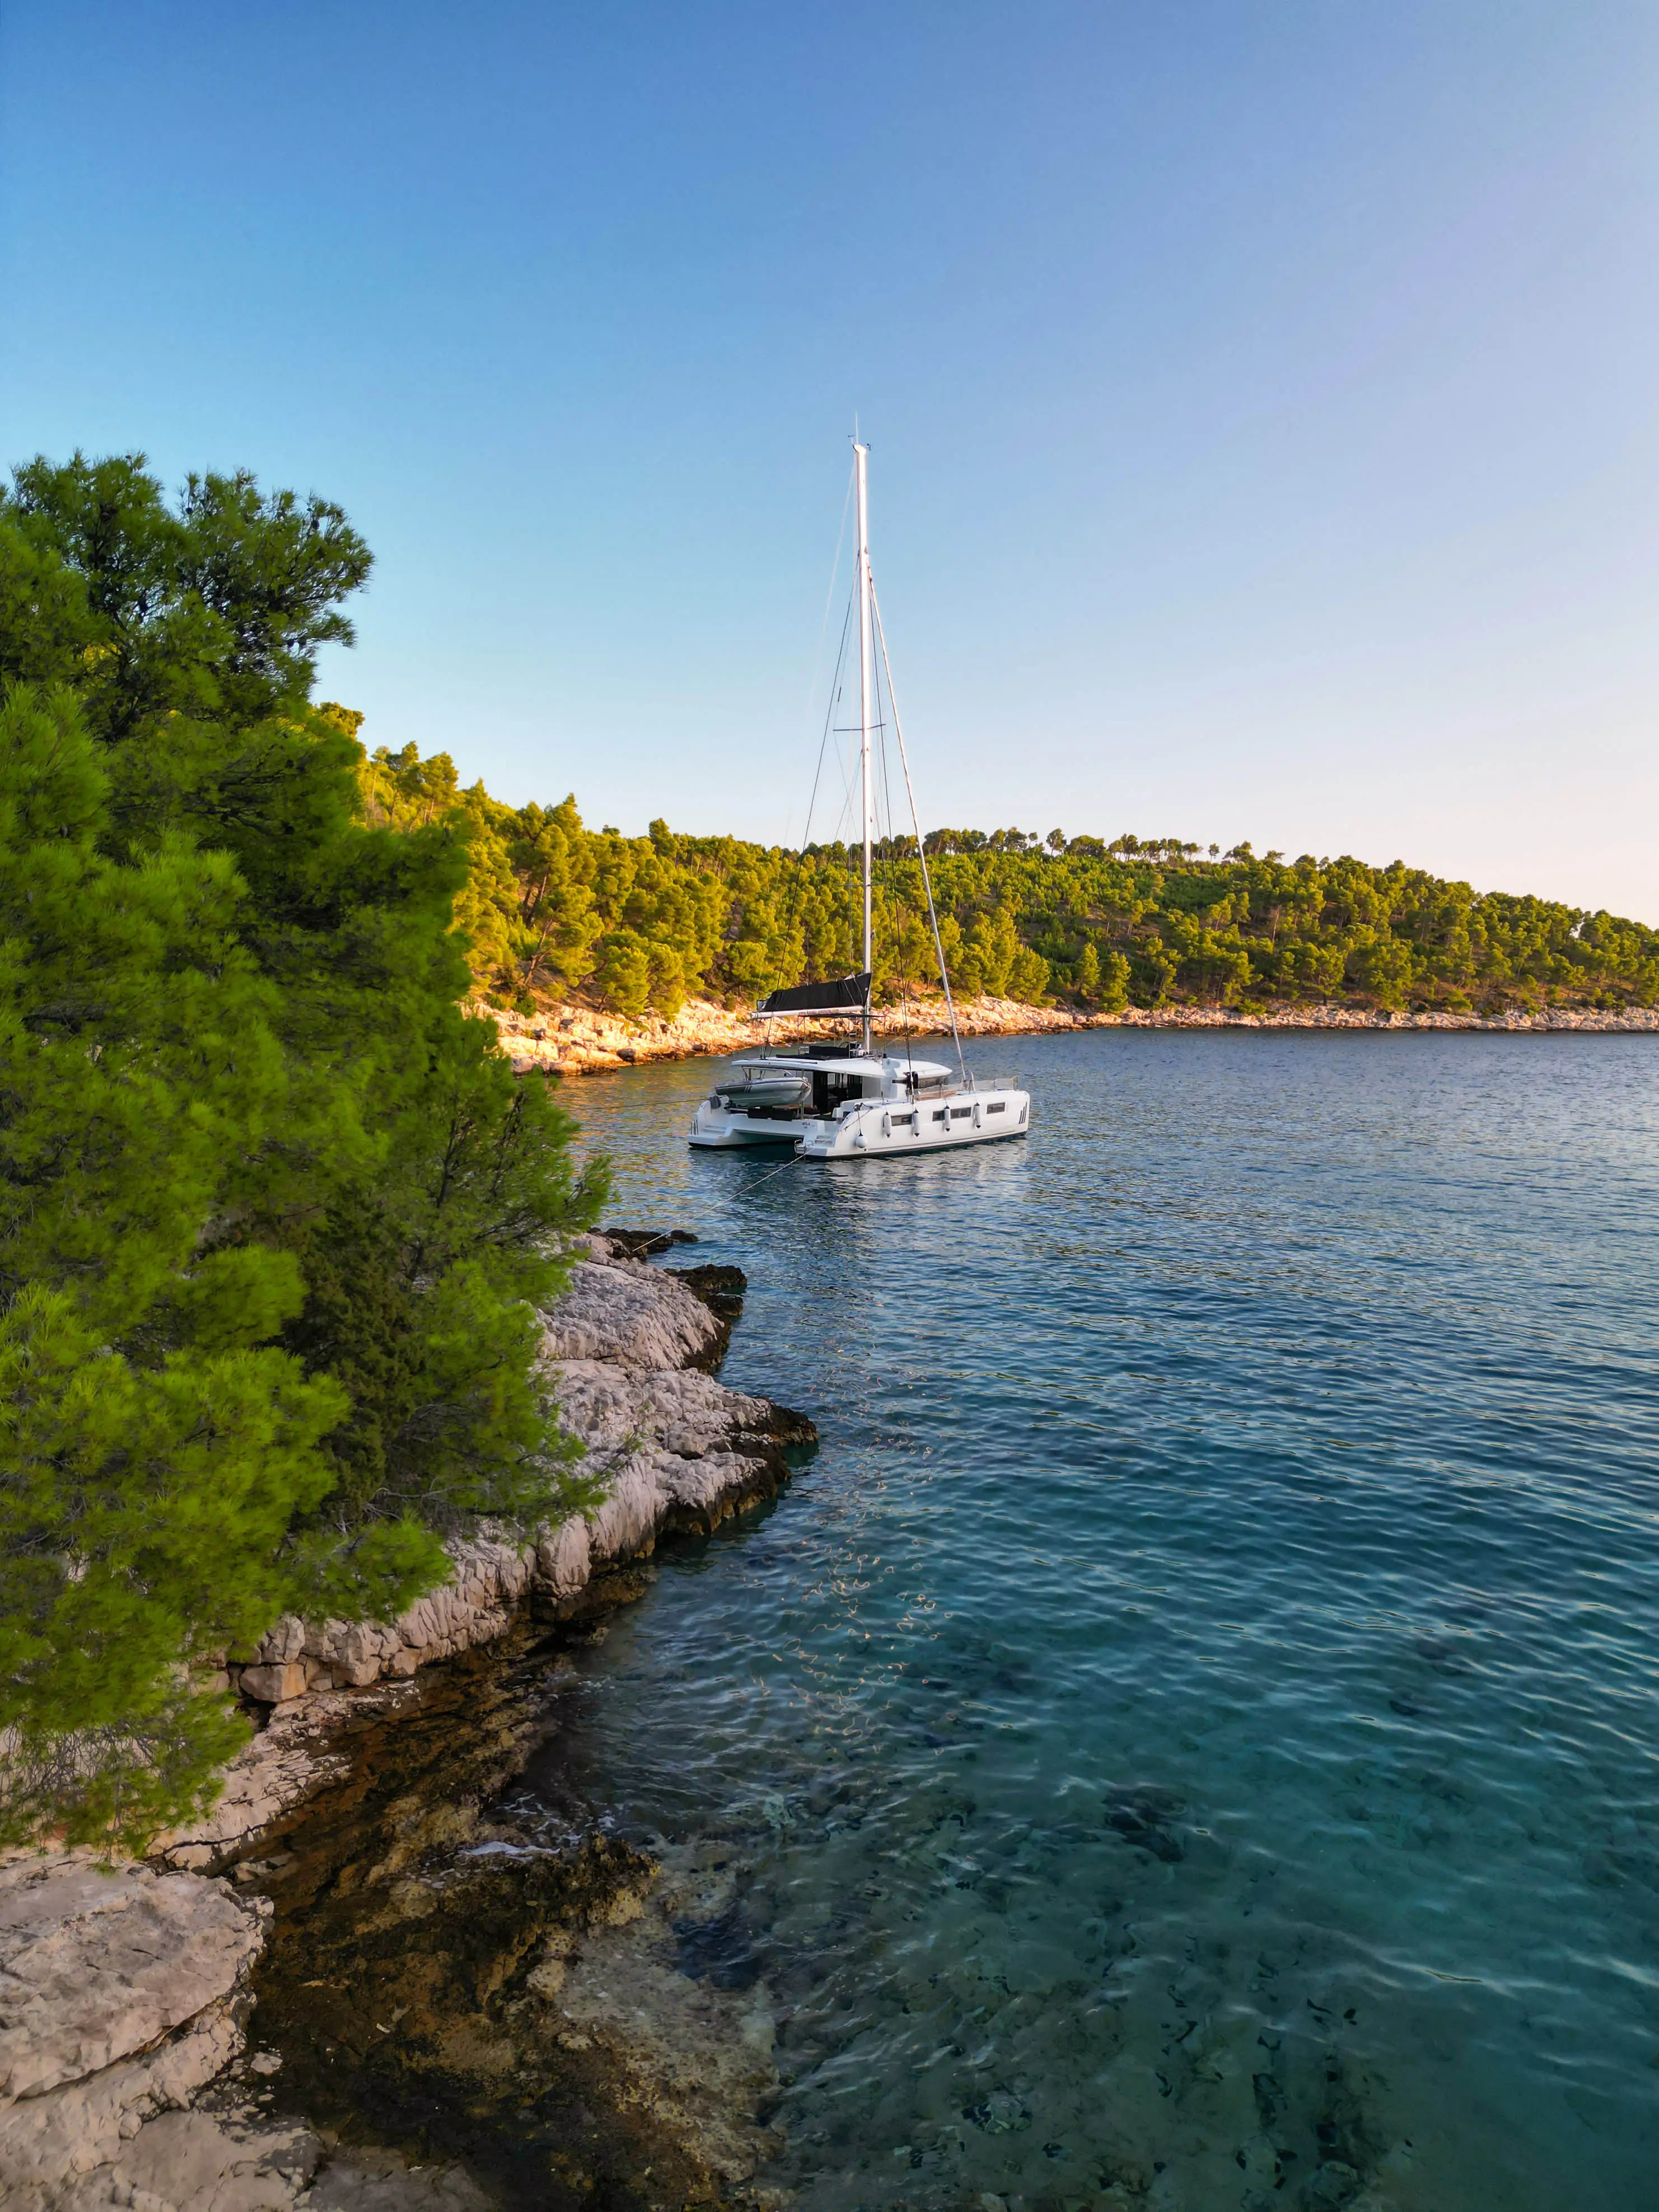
[689,441,1031,1158]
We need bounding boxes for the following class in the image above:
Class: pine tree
[0,686,404,1845]
[0,456,607,1846]
[1097,948,1130,1013]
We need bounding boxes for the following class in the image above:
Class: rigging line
[872,635,896,959]
[820,600,866,856]
[830,704,860,836]
[872,625,919,1067]
[875,630,900,874]
[801,591,855,853]
[830,675,862,839]
[870,572,969,1088]
[792,462,857,850]
[811,458,856,709]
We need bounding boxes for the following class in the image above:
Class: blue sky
[2,3,1655,916]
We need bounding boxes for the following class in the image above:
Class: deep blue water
[535,1031,1659,2210]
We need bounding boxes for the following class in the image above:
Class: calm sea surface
[534,1031,1659,2209]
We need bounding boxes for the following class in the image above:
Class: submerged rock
[600,1227,699,1256]
[966,2090,1032,2135]
[236,1650,786,2210]
[305,2145,494,2210]
[672,1900,763,1990]
[666,1261,747,1318]
[1102,1785,1189,1864]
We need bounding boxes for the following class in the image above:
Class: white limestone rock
[583,1449,681,1564]
[0,1854,267,2208]
[536,1259,723,1373]
[12,1237,810,2208]
[0,1851,478,2209]
[240,1663,308,1705]
[0,2008,249,2209]
[659,1451,776,1519]
[62,2106,322,2212]
[0,1856,263,2105]
[535,1514,591,1600]
[153,1707,354,1873]
[548,1359,784,1462]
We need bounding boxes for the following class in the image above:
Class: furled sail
[756,971,872,1018]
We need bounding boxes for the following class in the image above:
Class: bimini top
[756,970,872,1017]
[728,1052,955,1084]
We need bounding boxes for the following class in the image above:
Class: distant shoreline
[481,994,1659,1076]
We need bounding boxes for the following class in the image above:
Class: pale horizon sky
[2,3,1655,918]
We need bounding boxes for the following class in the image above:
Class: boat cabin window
[811,1068,878,1113]
[950,1106,971,1120]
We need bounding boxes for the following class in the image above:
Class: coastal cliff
[1,1234,811,2212]
[150,1234,808,1879]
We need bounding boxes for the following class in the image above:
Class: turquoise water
[534,1032,1659,2209]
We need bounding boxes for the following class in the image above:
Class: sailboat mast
[855,438,873,1054]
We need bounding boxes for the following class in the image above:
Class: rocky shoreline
[482,993,1659,1075]
[1,1233,813,2211]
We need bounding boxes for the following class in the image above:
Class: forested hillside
[357,741,1659,1020]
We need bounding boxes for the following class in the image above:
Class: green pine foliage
[375,757,1659,1021]
[0,455,605,1849]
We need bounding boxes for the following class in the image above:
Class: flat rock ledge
[6,1235,808,2211]
[0,1850,273,2210]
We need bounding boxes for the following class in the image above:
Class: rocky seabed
[1,1236,811,2212]
[482,993,1659,1074]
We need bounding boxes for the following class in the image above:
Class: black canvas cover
[757,971,872,1018]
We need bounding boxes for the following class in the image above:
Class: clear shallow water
[534,1032,1659,2209]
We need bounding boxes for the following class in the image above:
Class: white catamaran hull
[796,1087,1030,1159]
[688,1101,807,1148]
